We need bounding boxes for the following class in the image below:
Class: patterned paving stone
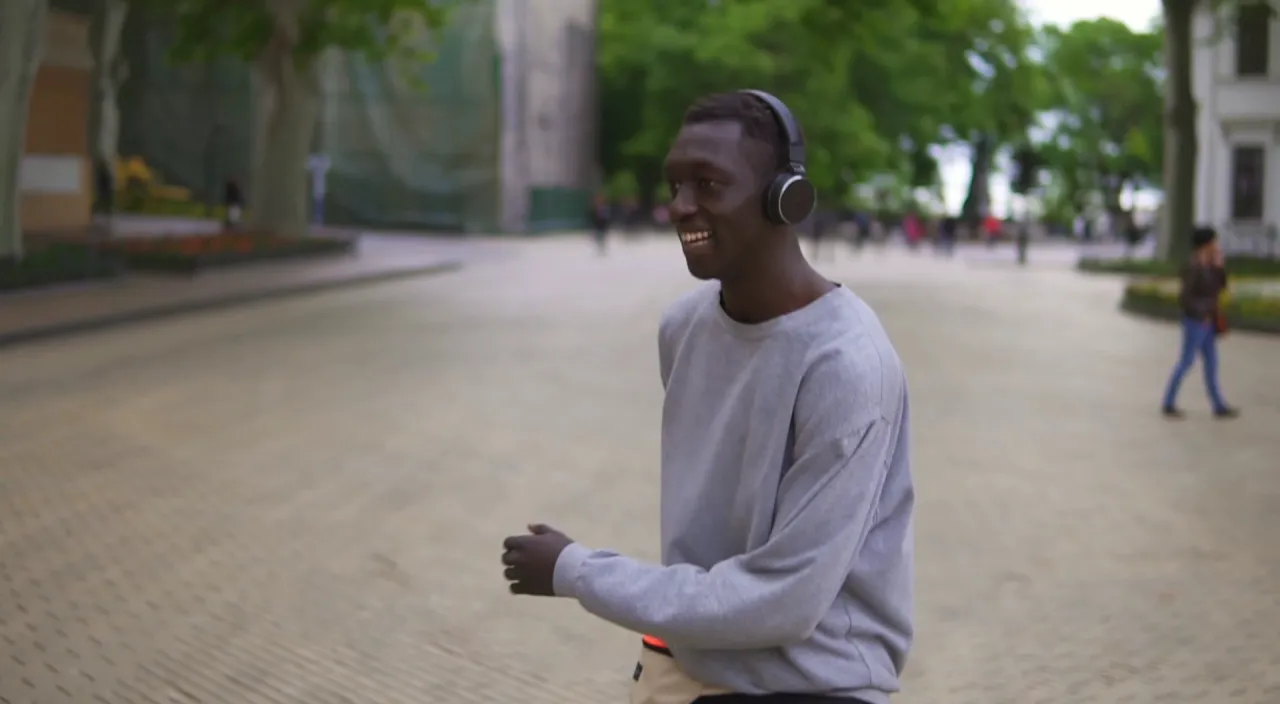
[0,236,1277,703]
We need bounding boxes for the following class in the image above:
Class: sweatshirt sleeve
[552,416,895,650]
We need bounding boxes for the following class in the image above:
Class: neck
[719,237,833,324]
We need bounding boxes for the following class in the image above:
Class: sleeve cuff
[552,542,593,598]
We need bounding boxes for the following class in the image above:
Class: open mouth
[679,230,712,248]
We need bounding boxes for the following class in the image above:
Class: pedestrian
[501,90,914,703]
[1161,226,1239,419]
[223,178,243,231]
[590,193,612,255]
[939,216,957,256]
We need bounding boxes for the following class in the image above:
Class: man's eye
[696,179,719,191]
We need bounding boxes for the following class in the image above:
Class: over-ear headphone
[739,89,817,226]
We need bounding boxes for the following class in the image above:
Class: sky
[935,0,1162,216]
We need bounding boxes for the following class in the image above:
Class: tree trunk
[87,0,129,214]
[1160,0,1197,263]
[960,133,994,230]
[0,0,49,259]
[247,3,321,235]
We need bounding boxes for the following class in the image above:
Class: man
[502,91,914,703]
[1161,226,1238,419]
[591,192,613,255]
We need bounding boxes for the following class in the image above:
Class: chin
[684,257,721,281]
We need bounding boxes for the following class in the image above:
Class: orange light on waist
[642,634,668,650]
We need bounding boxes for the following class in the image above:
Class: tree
[0,0,49,259]
[920,0,1044,225]
[162,0,452,234]
[597,0,883,206]
[88,0,131,210]
[596,0,1039,216]
[1037,18,1163,225]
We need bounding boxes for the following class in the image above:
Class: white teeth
[679,231,711,244]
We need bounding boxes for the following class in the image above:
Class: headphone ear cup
[777,175,816,225]
[764,173,817,225]
[763,174,789,225]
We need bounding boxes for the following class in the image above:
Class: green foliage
[1122,276,1280,333]
[0,243,120,292]
[1010,145,1042,194]
[1037,18,1163,216]
[597,0,1038,204]
[1079,255,1280,277]
[604,171,639,201]
[149,0,455,66]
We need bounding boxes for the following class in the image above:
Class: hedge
[1121,278,1280,334]
[1081,255,1280,278]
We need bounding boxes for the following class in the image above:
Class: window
[1236,2,1271,77]
[1230,145,1266,220]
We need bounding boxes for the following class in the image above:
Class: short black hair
[683,91,789,171]
[1191,226,1217,249]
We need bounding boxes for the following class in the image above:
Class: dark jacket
[1178,262,1227,320]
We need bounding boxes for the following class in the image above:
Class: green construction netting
[112,2,501,233]
[318,2,500,232]
[117,13,255,210]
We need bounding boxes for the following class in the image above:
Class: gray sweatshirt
[554,283,913,703]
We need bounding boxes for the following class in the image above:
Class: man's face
[663,121,770,281]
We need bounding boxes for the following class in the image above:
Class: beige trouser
[631,644,733,704]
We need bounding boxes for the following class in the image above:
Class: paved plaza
[1,236,1278,703]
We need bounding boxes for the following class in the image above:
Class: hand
[502,523,574,596]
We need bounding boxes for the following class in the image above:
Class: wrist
[552,542,592,598]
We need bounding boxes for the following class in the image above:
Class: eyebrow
[664,158,735,179]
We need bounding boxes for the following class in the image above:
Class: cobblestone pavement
[1,236,1278,704]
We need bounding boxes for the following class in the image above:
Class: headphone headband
[739,89,806,174]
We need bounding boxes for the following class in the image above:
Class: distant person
[903,211,923,250]
[590,194,612,255]
[1161,226,1238,419]
[939,216,958,255]
[1123,217,1145,256]
[223,178,244,230]
[983,213,1001,246]
[852,212,871,251]
[94,159,115,216]
[307,154,331,225]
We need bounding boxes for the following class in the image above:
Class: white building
[1192,3,1280,253]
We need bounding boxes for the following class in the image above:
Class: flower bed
[96,233,355,274]
[1121,277,1280,334]
[1080,255,1280,278]
[0,242,121,293]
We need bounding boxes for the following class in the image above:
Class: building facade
[1192,3,1280,252]
[20,9,93,233]
[495,0,598,233]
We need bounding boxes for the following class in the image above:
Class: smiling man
[501,91,914,704]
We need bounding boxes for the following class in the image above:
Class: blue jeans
[1161,316,1228,412]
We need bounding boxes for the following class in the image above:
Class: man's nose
[669,185,697,219]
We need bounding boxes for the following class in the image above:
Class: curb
[0,259,462,350]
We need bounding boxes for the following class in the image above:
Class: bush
[121,197,227,219]
[1121,277,1280,334]
[1080,255,1280,278]
[113,155,229,220]
[95,233,354,274]
[0,243,120,292]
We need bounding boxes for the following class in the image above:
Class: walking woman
[1161,226,1239,419]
